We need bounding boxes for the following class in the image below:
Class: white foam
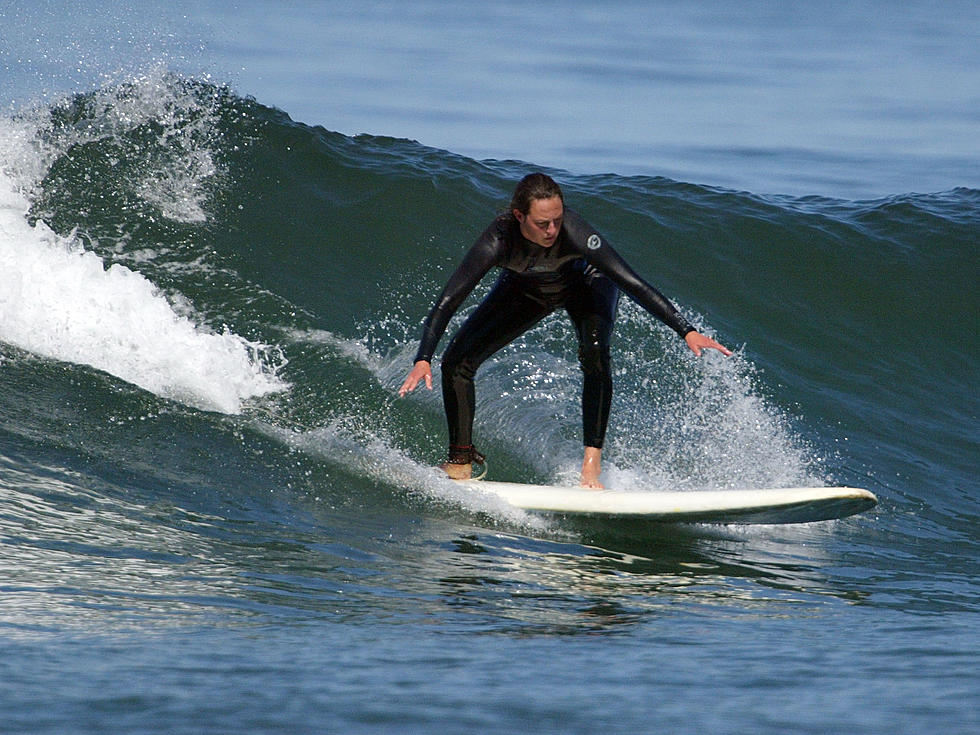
[7,65,221,226]
[0,163,284,415]
[257,419,552,531]
[0,71,289,414]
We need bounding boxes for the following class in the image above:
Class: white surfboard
[461,480,877,524]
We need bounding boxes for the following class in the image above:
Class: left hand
[685,330,733,357]
[398,360,433,396]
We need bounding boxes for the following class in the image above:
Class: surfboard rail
[460,481,878,524]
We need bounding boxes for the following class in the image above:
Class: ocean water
[1,2,978,733]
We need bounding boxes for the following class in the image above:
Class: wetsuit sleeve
[413,226,502,363]
[565,212,694,337]
[592,244,694,336]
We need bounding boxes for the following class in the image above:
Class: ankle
[580,447,603,488]
[440,461,472,480]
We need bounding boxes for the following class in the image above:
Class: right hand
[399,360,433,396]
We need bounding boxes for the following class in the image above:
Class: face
[514,196,563,248]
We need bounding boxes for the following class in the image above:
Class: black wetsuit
[414,208,694,455]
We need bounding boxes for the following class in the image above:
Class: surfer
[399,172,731,488]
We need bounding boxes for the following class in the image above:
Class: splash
[11,65,224,225]
[0,179,283,413]
[409,301,826,491]
[256,417,552,532]
[0,74,286,414]
[283,308,823,498]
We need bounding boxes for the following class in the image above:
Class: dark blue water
[1,2,978,733]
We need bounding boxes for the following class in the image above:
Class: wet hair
[509,173,564,216]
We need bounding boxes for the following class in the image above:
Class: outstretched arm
[563,213,732,355]
[412,224,501,364]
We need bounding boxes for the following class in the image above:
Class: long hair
[509,173,564,215]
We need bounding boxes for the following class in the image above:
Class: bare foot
[580,447,604,489]
[440,461,472,480]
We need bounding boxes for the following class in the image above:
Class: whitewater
[1,3,977,735]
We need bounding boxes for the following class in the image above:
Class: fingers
[398,376,423,396]
[708,340,733,357]
[398,374,416,397]
[399,362,433,396]
[399,375,430,395]
[685,331,733,357]
[700,340,732,357]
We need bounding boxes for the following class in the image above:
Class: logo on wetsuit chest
[587,234,602,250]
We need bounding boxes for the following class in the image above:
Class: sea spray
[0,75,286,413]
[254,417,552,532]
[0,181,284,413]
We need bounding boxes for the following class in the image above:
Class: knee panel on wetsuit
[440,343,479,382]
